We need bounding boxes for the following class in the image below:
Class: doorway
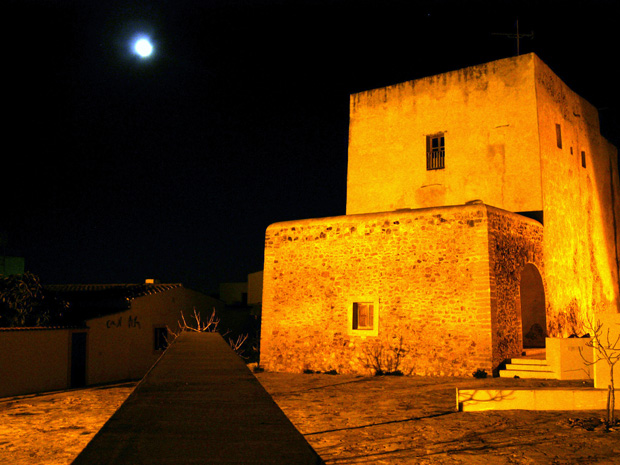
[520,263,546,348]
[70,332,87,388]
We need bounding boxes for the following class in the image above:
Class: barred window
[426,134,445,170]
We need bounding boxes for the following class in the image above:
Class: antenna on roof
[492,19,534,56]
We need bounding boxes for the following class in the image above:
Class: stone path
[72,333,322,464]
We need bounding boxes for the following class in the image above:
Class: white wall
[0,328,73,398]
[86,287,223,385]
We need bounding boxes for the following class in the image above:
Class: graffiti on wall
[106,315,142,329]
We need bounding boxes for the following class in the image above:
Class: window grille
[426,134,445,170]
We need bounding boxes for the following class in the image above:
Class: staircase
[499,348,557,379]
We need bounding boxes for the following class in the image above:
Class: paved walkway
[72,332,323,464]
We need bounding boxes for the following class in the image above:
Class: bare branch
[580,316,619,426]
[228,333,249,358]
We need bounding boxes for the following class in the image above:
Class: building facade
[260,54,620,376]
[0,283,223,397]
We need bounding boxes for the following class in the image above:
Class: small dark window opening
[555,124,562,149]
[581,151,586,168]
[154,327,169,351]
[426,134,445,170]
[352,302,374,330]
[516,210,544,225]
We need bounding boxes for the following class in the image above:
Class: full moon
[133,38,153,58]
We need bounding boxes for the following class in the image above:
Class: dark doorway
[71,332,87,388]
[520,264,546,348]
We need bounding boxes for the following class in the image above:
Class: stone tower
[260,54,620,376]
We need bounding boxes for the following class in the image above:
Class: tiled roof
[45,283,182,298]
[0,325,87,331]
[44,283,184,322]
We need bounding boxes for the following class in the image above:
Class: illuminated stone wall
[261,204,543,376]
[347,54,542,216]
[486,207,545,367]
[346,53,620,330]
[534,57,620,329]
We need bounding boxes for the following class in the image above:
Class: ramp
[72,332,323,464]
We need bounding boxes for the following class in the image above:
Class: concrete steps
[499,349,557,379]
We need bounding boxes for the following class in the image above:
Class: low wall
[546,337,593,380]
[593,313,620,389]
[458,388,615,412]
[0,328,72,398]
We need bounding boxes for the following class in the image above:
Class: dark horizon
[4,0,619,294]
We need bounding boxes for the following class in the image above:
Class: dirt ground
[0,382,137,465]
[256,373,620,464]
[0,374,619,464]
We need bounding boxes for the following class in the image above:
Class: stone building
[260,53,620,376]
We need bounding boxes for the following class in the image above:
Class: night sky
[4,0,619,294]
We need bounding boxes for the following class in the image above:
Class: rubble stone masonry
[261,203,543,376]
[486,207,545,368]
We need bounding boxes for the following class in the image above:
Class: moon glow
[133,38,153,58]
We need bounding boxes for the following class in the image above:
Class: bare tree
[580,317,620,426]
[170,307,221,335]
[167,308,249,358]
[228,333,249,357]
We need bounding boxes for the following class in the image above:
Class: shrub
[364,335,410,376]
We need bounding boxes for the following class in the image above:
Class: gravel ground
[0,374,618,464]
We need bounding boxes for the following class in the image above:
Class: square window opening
[352,302,374,330]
